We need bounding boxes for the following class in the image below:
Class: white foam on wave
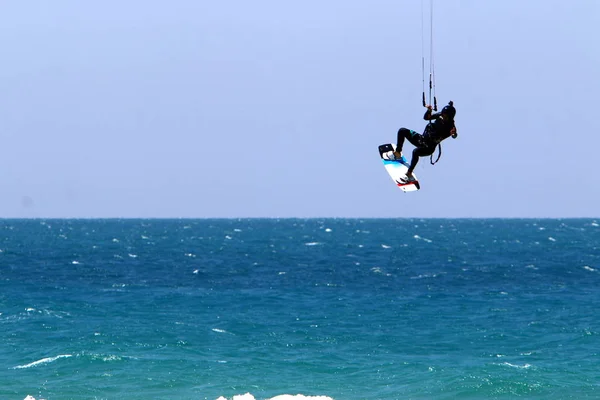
[304,242,321,246]
[584,266,596,272]
[381,244,391,249]
[371,267,391,276]
[410,273,442,279]
[216,395,334,400]
[13,354,72,369]
[269,396,334,400]
[500,362,532,369]
[413,235,433,243]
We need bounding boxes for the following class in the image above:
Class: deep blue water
[1,219,600,400]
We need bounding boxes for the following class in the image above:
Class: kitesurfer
[391,101,458,181]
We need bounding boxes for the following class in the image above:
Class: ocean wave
[499,362,532,370]
[86,353,131,362]
[216,394,333,400]
[13,354,72,369]
[371,267,391,276]
[413,235,433,243]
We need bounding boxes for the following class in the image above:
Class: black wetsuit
[396,109,456,173]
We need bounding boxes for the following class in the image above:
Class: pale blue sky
[1,0,598,218]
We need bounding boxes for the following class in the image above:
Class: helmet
[441,101,456,119]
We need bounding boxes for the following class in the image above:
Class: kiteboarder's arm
[424,106,440,121]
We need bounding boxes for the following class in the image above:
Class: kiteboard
[378,143,420,192]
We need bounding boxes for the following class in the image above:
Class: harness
[423,123,442,165]
[430,143,442,165]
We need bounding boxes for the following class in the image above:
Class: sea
[1,218,600,400]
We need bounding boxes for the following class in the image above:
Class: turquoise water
[2,219,600,399]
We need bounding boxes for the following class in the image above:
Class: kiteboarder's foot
[405,171,415,181]
[393,151,403,160]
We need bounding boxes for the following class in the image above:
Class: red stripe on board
[395,180,418,187]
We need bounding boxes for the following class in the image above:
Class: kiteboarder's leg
[395,128,421,158]
[406,145,436,179]
[406,148,421,180]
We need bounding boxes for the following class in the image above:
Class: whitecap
[100,355,122,362]
[410,273,438,279]
[325,228,332,232]
[218,395,334,400]
[584,266,596,272]
[548,237,556,242]
[13,354,72,369]
[305,242,320,246]
[269,395,334,400]
[414,235,433,243]
[501,362,532,369]
[371,267,391,276]
[381,244,391,249]
[233,394,255,400]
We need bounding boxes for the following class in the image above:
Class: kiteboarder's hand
[426,105,433,111]
[450,127,458,138]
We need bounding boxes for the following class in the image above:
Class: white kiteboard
[378,143,420,192]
